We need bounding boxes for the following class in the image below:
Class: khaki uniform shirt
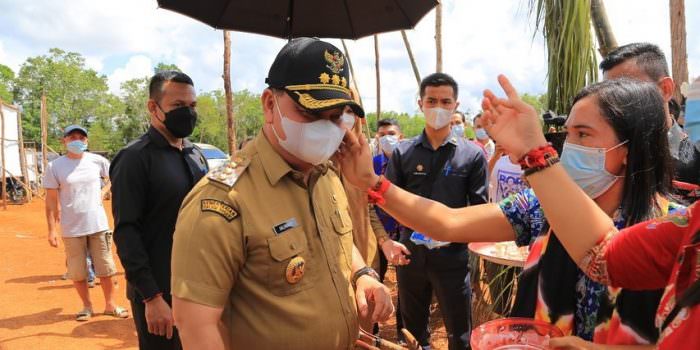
[172,134,358,349]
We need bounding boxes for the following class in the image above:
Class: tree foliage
[0,64,14,103]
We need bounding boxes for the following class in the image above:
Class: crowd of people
[42,36,700,350]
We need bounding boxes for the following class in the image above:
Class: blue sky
[0,0,698,116]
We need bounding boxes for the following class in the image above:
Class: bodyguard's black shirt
[110,127,208,301]
[386,131,488,209]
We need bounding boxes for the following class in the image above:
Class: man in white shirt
[44,125,128,321]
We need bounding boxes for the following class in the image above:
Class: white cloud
[107,55,153,94]
[0,0,698,113]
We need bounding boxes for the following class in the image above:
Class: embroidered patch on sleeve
[200,199,238,221]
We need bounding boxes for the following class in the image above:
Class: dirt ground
[0,199,452,350]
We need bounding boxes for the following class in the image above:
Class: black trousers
[130,295,182,350]
[397,235,471,350]
[378,251,405,341]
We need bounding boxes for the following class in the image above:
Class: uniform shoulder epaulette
[207,154,250,188]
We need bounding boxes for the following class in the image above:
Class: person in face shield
[109,70,209,349]
[169,38,393,350]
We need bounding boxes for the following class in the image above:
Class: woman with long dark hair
[337,78,680,347]
[473,74,700,349]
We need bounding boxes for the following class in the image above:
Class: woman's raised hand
[481,75,548,159]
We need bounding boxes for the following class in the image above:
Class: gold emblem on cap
[294,92,352,109]
[286,256,305,284]
[324,50,345,74]
[319,73,331,84]
[331,74,340,86]
[417,164,424,172]
[341,77,347,88]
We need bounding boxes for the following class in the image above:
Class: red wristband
[518,144,558,170]
[367,176,391,205]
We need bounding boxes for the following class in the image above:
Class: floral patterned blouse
[581,202,700,349]
[499,188,683,344]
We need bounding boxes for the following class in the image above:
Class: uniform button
[331,195,337,203]
[290,243,296,250]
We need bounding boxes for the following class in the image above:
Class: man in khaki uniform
[171,37,393,350]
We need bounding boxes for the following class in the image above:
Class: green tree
[13,48,115,148]
[116,77,150,147]
[365,111,425,138]
[154,62,181,73]
[0,64,14,103]
[529,0,598,114]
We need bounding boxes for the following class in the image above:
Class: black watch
[351,266,380,288]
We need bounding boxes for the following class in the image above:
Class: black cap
[63,125,88,137]
[265,37,364,117]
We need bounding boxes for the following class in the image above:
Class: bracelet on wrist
[518,143,559,176]
[351,266,380,288]
[367,175,391,205]
[143,292,163,304]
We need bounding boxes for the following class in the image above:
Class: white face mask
[379,134,400,155]
[424,107,452,129]
[475,128,489,140]
[272,96,347,165]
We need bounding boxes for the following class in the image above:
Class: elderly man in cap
[44,125,128,321]
[171,37,393,350]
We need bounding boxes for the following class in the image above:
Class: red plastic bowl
[470,318,564,350]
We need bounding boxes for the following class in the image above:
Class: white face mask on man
[271,96,350,165]
[424,107,453,129]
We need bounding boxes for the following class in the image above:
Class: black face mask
[157,104,197,138]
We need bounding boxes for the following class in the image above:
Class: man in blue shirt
[386,73,488,350]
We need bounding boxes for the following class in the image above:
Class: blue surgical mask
[685,100,700,144]
[66,140,87,155]
[451,124,465,139]
[475,128,489,140]
[560,140,628,198]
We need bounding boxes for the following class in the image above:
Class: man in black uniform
[110,70,208,350]
[386,73,488,349]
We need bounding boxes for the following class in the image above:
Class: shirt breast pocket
[266,228,315,296]
[331,207,354,269]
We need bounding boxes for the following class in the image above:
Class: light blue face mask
[66,140,88,155]
[685,99,700,144]
[475,128,488,140]
[451,124,465,139]
[560,140,628,198]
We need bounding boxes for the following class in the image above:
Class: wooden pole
[401,31,422,87]
[32,146,41,197]
[223,30,237,155]
[590,0,618,57]
[16,108,31,202]
[0,101,7,209]
[670,0,688,103]
[341,39,364,108]
[40,93,48,178]
[374,35,381,120]
[435,3,443,73]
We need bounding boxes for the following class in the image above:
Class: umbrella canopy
[157,0,438,40]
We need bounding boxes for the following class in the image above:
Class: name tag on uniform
[273,218,298,235]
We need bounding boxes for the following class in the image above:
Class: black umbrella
[157,0,438,39]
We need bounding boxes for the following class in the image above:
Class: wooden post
[401,30,421,87]
[590,0,618,57]
[435,3,443,73]
[16,107,31,202]
[223,30,237,155]
[374,35,381,120]
[40,93,48,179]
[341,39,364,108]
[670,0,688,103]
[32,146,40,197]
[0,101,6,209]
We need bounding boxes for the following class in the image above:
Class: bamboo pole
[16,107,31,202]
[401,30,421,87]
[223,30,237,155]
[670,0,688,103]
[435,3,443,73]
[0,101,6,209]
[40,93,48,179]
[374,35,381,120]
